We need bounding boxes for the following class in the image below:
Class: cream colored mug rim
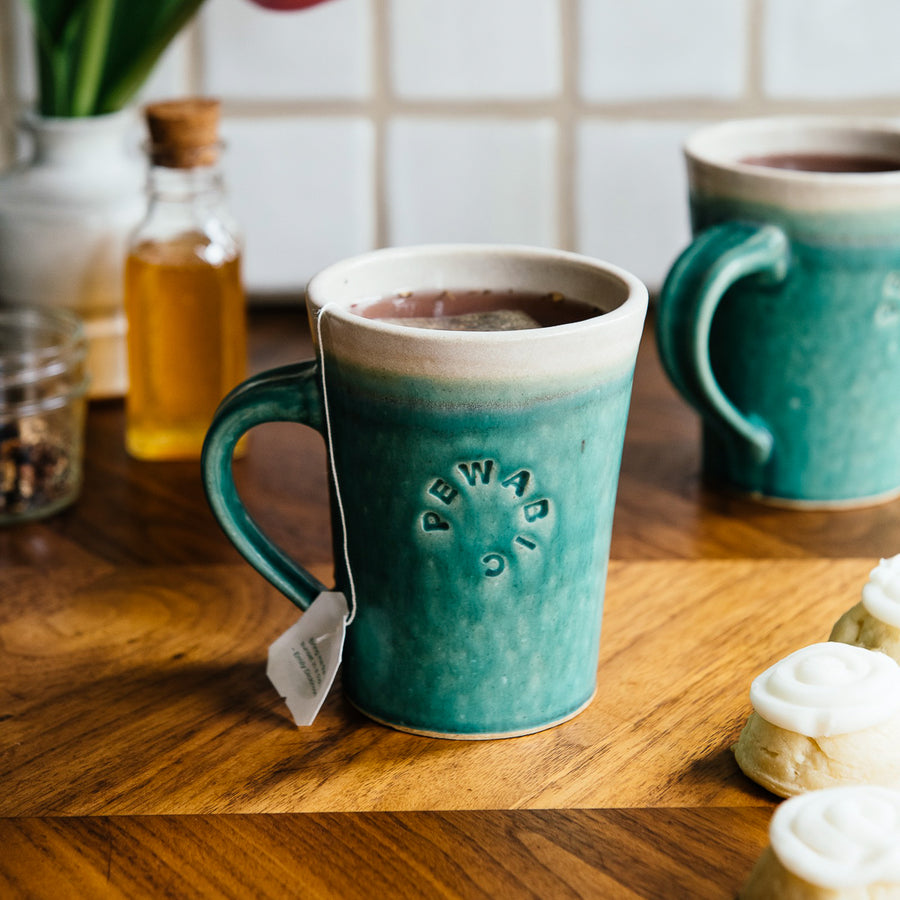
[305,244,648,382]
[685,116,900,184]
[305,243,647,346]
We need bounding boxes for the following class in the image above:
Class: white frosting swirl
[770,785,900,889]
[749,642,900,737]
[862,554,900,628]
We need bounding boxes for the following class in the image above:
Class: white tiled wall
[762,0,900,99]
[578,0,746,102]
[386,118,558,248]
[4,0,900,297]
[389,0,561,100]
[577,120,700,288]
[202,0,372,100]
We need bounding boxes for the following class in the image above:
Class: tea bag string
[316,303,357,626]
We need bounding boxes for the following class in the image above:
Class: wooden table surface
[3,307,900,899]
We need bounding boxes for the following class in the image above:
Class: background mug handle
[201,360,328,610]
[656,221,790,464]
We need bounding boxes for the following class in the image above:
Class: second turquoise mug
[658,117,900,507]
[202,245,647,739]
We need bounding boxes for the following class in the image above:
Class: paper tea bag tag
[266,591,349,727]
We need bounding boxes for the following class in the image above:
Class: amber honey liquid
[125,234,247,460]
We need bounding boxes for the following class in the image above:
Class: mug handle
[656,221,791,464]
[201,360,329,611]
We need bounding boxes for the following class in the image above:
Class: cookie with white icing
[740,785,900,899]
[831,555,900,662]
[734,642,900,798]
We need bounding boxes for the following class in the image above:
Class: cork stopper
[144,98,221,168]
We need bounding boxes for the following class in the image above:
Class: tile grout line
[745,0,766,107]
[186,15,205,97]
[0,0,16,165]
[371,0,389,250]
[557,0,577,252]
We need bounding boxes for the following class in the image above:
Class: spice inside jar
[0,307,89,523]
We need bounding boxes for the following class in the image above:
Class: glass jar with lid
[124,97,247,460]
[0,306,89,523]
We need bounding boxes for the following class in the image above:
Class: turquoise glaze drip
[659,190,900,505]
[202,245,647,737]
[326,361,634,735]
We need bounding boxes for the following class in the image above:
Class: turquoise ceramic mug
[202,244,647,738]
[658,118,900,507]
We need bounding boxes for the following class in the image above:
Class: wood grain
[2,308,899,898]
[0,559,869,816]
[4,309,900,574]
[0,808,769,900]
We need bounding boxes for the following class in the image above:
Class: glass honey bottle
[125,98,247,460]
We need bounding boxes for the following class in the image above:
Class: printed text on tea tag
[266,590,349,726]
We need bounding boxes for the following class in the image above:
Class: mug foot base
[347,690,596,741]
[705,478,900,511]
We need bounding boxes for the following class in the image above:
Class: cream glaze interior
[306,244,648,382]
[685,117,900,210]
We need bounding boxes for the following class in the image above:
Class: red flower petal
[245,0,333,10]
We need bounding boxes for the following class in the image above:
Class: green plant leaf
[22,0,207,116]
[23,0,80,42]
[24,0,89,115]
[95,0,206,114]
[69,0,116,116]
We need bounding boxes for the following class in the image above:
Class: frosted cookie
[740,785,900,899]
[831,555,900,662]
[734,642,900,797]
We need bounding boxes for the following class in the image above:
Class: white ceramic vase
[0,109,145,398]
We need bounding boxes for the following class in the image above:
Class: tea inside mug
[349,289,602,332]
[739,152,900,173]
